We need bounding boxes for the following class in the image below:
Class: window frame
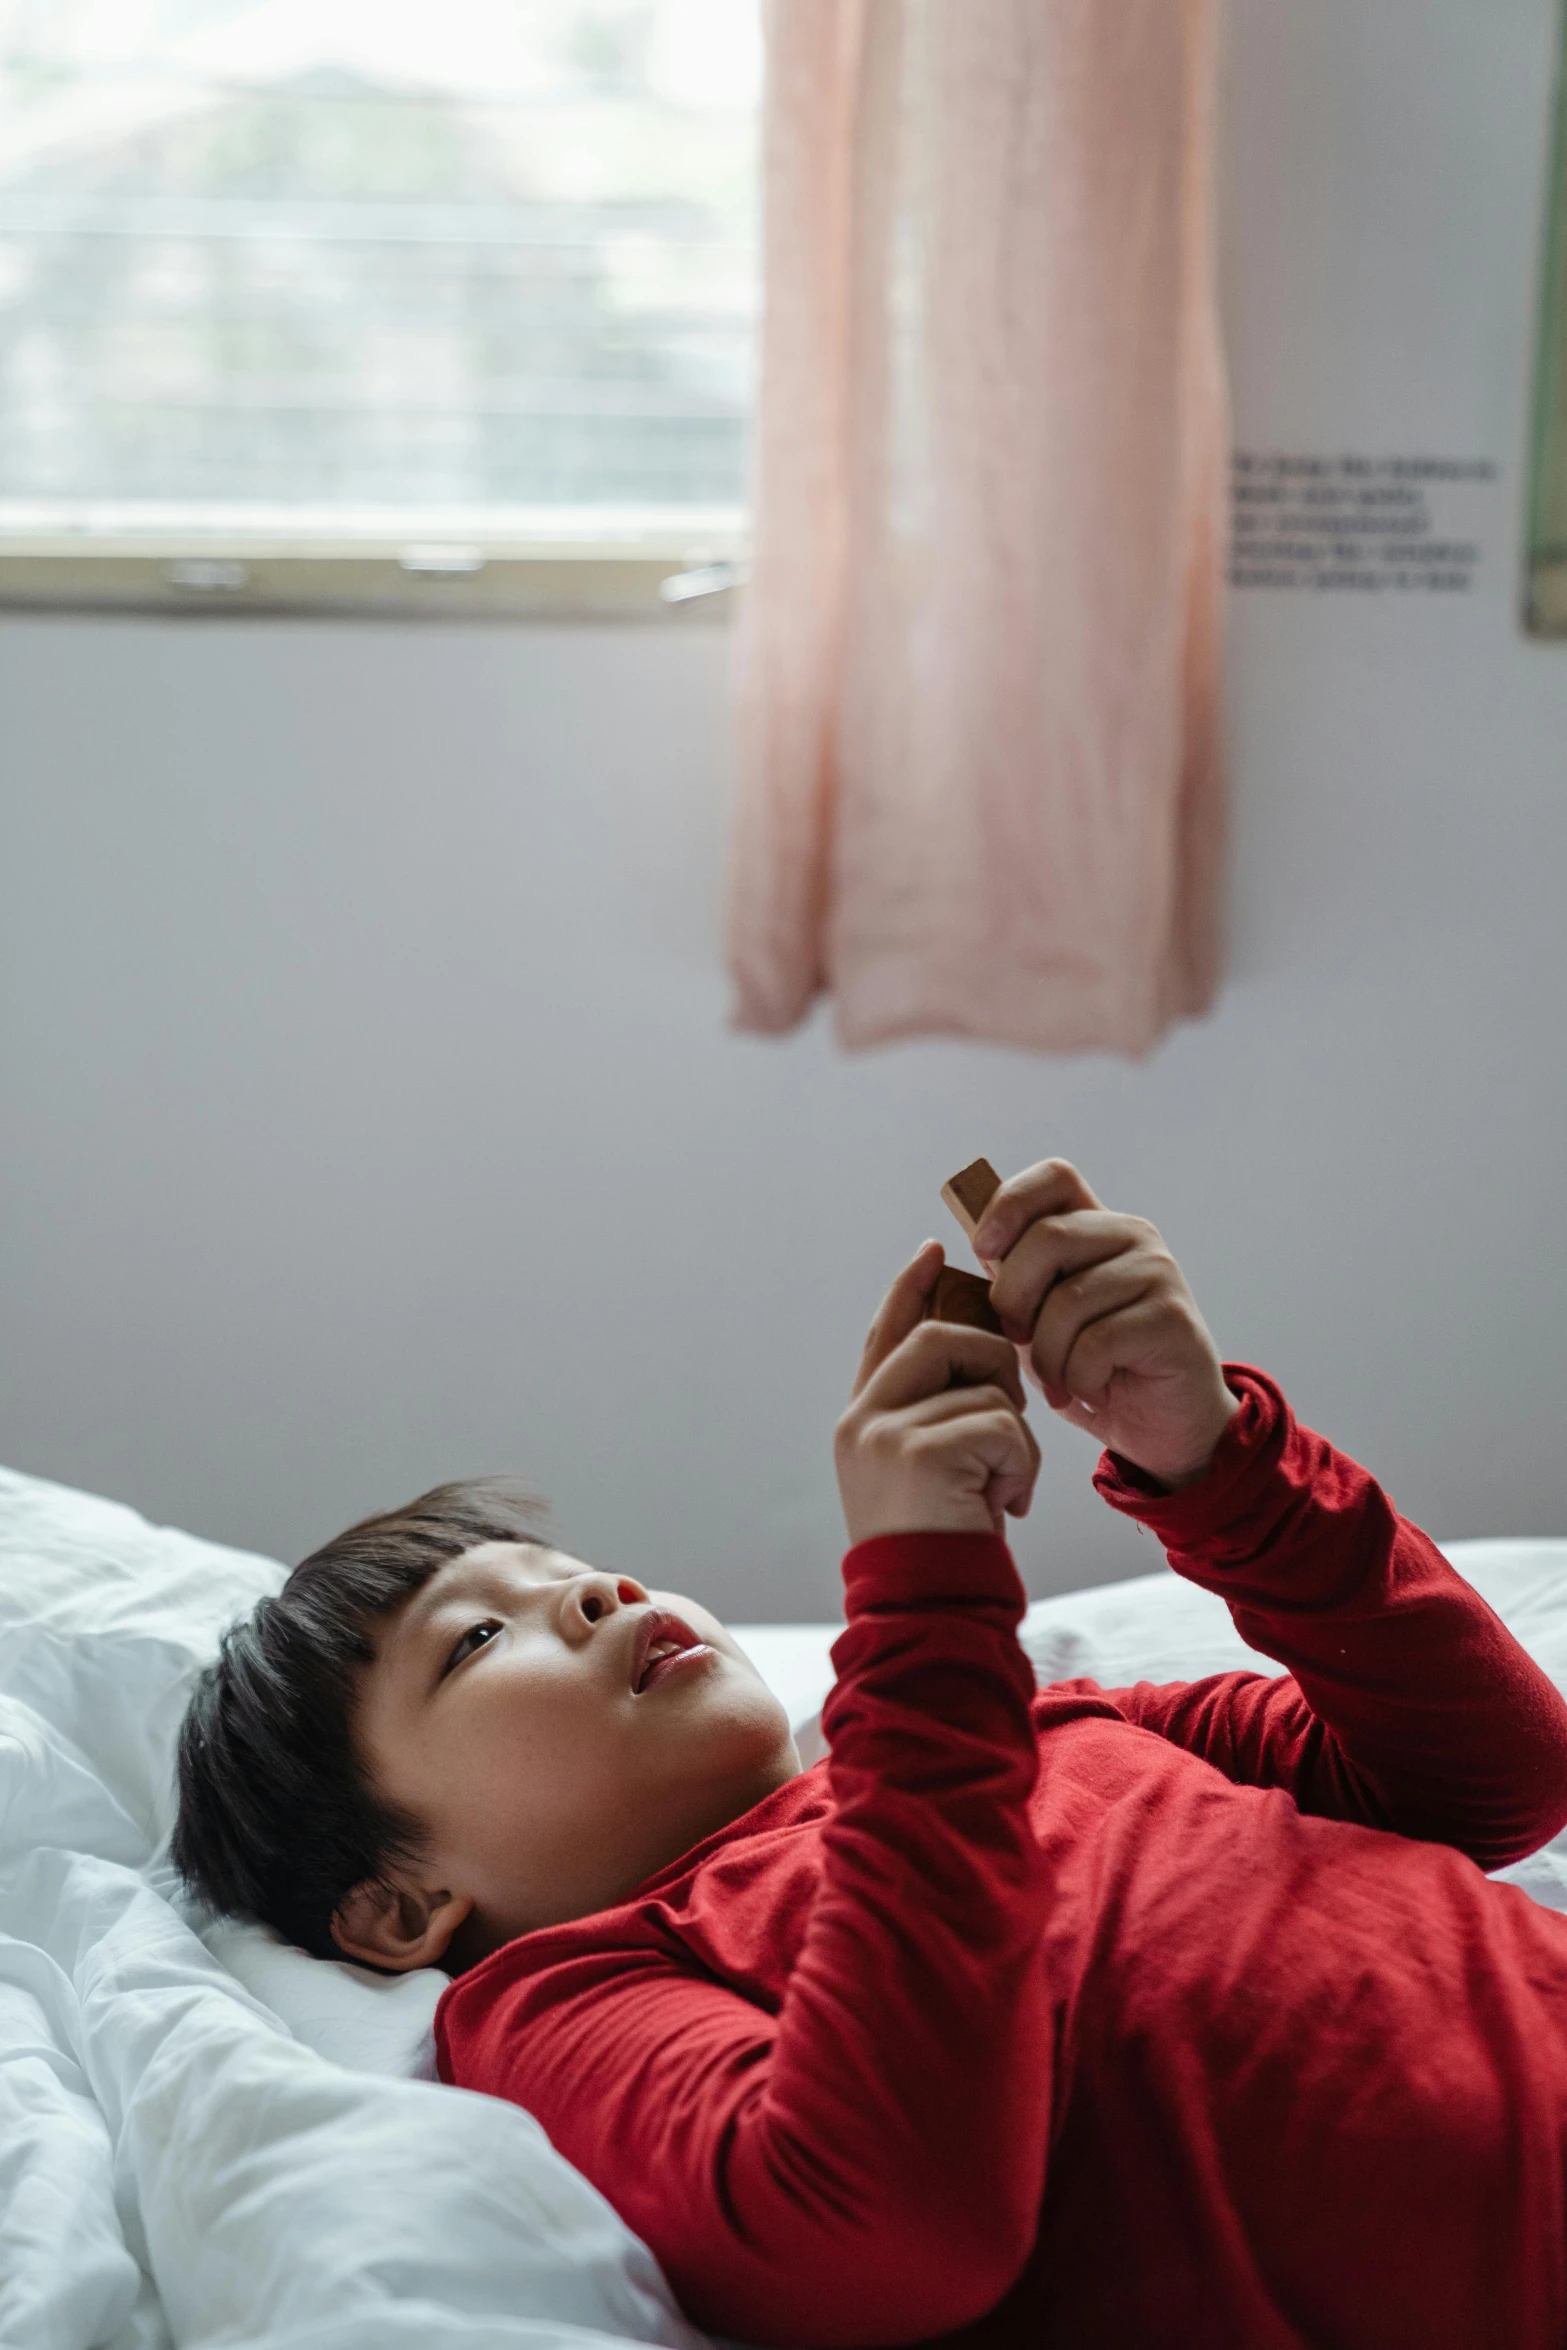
[0,520,750,621]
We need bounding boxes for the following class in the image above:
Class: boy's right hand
[835,1242,1041,1545]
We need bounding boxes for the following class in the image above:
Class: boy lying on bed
[173,1158,1567,2350]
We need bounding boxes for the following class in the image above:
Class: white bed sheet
[1,1462,1564,2350]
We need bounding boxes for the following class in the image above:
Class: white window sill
[0,505,749,621]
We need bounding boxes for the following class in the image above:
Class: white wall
[3,0,1566,1620]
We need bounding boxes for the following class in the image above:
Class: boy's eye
[443,1620,501,1677]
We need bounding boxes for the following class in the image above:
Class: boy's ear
[331,1876,474,1973]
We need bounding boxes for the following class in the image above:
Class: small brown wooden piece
[923,1154,1005,1335]
[940,1157,1003,1242]
[924,1264,1004,1335]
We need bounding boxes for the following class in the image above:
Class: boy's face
[331,1541,800,1973]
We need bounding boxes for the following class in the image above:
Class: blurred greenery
[0,0,758,512]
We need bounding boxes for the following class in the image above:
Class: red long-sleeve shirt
[435,1370,1567,2349]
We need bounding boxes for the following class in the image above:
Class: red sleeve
[440,1533,1051,2349]
[1084,1365,1567,1871]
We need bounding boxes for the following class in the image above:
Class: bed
[2,1460,1564,2350]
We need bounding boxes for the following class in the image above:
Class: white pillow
[0,1465,284,1853]
[1,1842,707,2350]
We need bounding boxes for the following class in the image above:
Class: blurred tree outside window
[0,0,760,550]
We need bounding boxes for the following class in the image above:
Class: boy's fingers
[947,1407,1042,1528]
[988,1210,1155,1340]
[968,1158,1104,1265]
[857,1321,1026,1416]
[1027,1252,1159,1395]
[850,1241,946,1399]
[892,1380,1036,1435]
[1060,1295,1175,1408]
[905,1403,1040,1492]
[991,1463,1037,1522]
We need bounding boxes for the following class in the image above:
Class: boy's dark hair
[171,1476,547,1962]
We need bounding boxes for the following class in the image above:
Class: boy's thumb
[850,1241,944,1397]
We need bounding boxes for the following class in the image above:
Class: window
[0,0,761,614]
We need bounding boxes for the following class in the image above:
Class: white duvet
[1,1463,1564,2350]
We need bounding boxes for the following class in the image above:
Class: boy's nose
[578,1573,648,1622]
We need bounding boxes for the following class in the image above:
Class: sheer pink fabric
[729,0,1227,1055]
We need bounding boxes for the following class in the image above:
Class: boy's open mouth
[631,1611,708,1693]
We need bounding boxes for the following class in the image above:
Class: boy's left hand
[970,1160,1239,1491]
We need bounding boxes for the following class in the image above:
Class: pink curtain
[728,0,1228,1056]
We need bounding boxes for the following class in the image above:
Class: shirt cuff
[841,1529,1026,1620]
[1091,1366,1292,1549]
